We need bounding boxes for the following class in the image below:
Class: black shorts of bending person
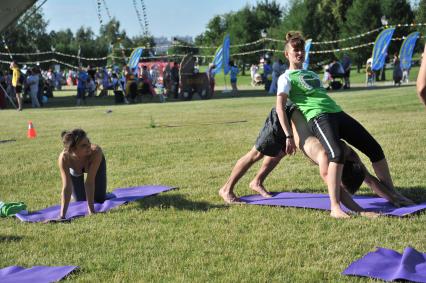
[308,111,384,164]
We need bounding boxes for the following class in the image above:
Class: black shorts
[344,70,350,78]
[308,111,385,163]
[255,105,295,157]
[14,85,22,94]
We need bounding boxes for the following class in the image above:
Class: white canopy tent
[0,0,37,33]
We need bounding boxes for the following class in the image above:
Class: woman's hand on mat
[285,138,296,155]
[359,211,380,218]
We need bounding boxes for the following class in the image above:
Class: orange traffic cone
[27,121,37,139]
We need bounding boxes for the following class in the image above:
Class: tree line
[1,0,425,71]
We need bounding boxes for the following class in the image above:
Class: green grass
[0,83,425,282]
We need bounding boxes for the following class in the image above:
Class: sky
[42,0,289,39]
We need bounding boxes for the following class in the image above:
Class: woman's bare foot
[249,181,272,198]
[330,209,350,219]
[219,188,243,204]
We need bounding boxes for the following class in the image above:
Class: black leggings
[71,156,107,203]
[308,112,385,164]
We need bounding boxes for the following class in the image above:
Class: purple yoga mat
[343,247,426,282]
[240,192,426,217]
[15,185,175,223]
[0,266,78,283]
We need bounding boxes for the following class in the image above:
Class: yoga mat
[16,185,175,223]
[240,192,426,217]
[343,247,426,282]
[0,265,78,283]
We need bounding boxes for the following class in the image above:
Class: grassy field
[0,81,425,282]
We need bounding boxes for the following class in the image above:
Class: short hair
[285,31,305,51]
[342,160,365,194]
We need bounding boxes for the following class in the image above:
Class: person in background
[366,59,374,87]
[207,63,216,94]
[250,63,258,87]
[229,61,239,95]
[269,57,281,94]
[26,68,40,108]
[416,45,426,107]
[170,62,180,99]
[76,66,88,106]
[341,54,351,89]
[393,53,402,86]
[263,59,272,92]
[10,61,23,111]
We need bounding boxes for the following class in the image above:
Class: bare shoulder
[58,150,69,167]
[91,144,103,158]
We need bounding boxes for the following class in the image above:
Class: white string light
[1,22,424,64]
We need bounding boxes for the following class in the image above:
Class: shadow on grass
[0,235,23,242]
[0,139,16,144]
[398,186,426,203]
[136,193,227,211]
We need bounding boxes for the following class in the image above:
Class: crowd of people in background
[0,52,419,110]
[0,62,60,110]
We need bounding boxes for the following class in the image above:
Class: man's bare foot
[219,188,243,204]
[249,182,273,198]
[359,211,380,218]
[330,209,350,219]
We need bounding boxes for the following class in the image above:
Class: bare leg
[16,93,23,111]
[219,147,264,203]
[328,162,350,218]
[249,151,285,197]
[372,158,394,190]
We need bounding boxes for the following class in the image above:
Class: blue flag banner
[212,34,231,75]
[399,32,419,70]
[128,47,143,70]
[212,46,223,75]
[223,34,231,75]
[303,39,312,70]
[371,28,395,71]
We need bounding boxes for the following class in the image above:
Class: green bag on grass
[0,201,27,217]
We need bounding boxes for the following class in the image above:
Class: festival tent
[0,0,37,33]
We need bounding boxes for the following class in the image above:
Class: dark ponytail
[61,128,87,152]
[285,31,305,51]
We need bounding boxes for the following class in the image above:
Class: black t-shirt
[87,69,96,80]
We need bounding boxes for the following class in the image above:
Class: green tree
[381,0,415,56]
[98,19,130,66]
[415,0,426,48]
[2,5,51,67]
[130,35,156,59]
[339,0,383,71]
